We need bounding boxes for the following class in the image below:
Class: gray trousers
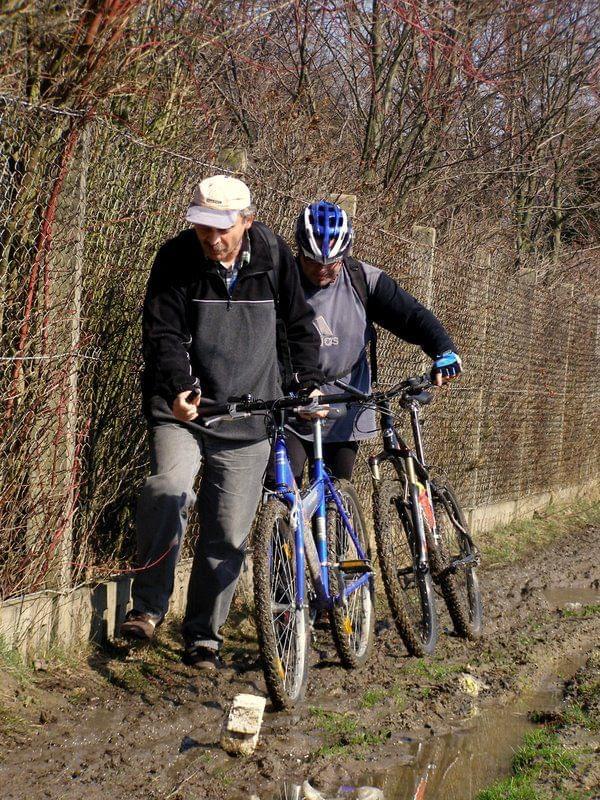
[132,421,270,650]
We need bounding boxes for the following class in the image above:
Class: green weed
[0,703,27,735]
[66,687,88,706]
[561,604,600,619]
[475,729,581,800]
[407,658,464,681]
[482,501,600,566]
[308,707,390,756]
[361,688,387,708]
[392,686,407,709]
[512,729,577,776]
[0,636,32,687]
[476,775,540,800]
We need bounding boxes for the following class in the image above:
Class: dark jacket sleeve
[275,236,323,388]
[142,242,198,405]
[368,271,456,358]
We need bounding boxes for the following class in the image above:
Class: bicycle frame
[270,409,371,612]
[369,395,440,567]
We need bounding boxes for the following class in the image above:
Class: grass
[66,687,89,706]
[0,636,32,687]
[0,703,27,736]
[561,604,600,620]
[511,729,577,776]
[476,650,600,800]
[406,657,465,681]
[482,500,600,565]
[308,706,390,756]
[361,688,387,708]
[476,730,581,800]
[560,674,600,732]
[392,687,407,709]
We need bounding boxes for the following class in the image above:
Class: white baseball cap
[186,175,252,228]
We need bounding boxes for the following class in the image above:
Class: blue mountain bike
[201,391,375,709]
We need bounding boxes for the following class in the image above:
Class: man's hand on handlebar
[298,388,329,420]
[172,388,201,422]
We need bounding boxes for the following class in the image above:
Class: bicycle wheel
[326,479,375,668]
[431,483,483,639]
[253,499,310,709]
[373,478,438,656]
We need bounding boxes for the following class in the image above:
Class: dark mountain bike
[340,375,483,656]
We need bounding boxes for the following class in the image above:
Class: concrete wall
[467,478,600,533]
[1,482,598,658]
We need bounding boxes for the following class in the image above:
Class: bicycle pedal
[337,559,371,575]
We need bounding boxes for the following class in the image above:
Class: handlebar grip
[333,379,371,401]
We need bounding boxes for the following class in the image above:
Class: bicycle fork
[369,451,431,576]
[406,456,431,574]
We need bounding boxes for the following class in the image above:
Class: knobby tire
[326,479,375,669]
[430,483,483,639]
[253,499,309,709]
[373,478,438,656]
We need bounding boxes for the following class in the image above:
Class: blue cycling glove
[432,350,462,380]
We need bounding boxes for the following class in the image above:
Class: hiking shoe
[183,645,222,671]
[120,610,162,642]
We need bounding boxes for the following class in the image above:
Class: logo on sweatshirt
[314,316,339,346]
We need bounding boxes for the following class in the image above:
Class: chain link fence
[1,95,599,600]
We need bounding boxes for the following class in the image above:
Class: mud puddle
[263,650,589,800]
[542,584,600,609]
[1,523,599,800]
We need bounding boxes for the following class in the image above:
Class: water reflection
[262,650,588,800]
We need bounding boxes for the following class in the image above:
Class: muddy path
[1,520,599,800]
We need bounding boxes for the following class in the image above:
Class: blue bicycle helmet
[295,201,353,265]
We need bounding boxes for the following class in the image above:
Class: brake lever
[292,402,330,416]
[203,409,251,428]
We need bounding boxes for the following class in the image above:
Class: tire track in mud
[0,524,599,800]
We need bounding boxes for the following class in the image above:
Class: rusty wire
[0,95,598,600]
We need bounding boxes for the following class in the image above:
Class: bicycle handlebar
[334,373,433,400]
[194,391,360,421]
[194,373,435,425]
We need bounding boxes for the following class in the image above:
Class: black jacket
[142,224,322,440]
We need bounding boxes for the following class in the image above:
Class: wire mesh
[1,95,598,599]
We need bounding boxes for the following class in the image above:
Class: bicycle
[344,374,483,656]
[198,391,375,710]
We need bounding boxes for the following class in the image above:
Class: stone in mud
[458,673,486,696]
[302,780,326,799]
[300,784,384,800]
[356,788,385,800]
[220,693,267,756]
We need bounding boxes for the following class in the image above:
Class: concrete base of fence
[1,481,598,658]
[0,558,193,658]
[467,478,600,533]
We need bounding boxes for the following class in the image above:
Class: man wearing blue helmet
[289,200,462,482]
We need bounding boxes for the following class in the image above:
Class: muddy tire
[327,480,375,669]
[373,478,438,656]
[430,483,483,639]
[253,499,310,709]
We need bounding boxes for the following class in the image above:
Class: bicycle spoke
[254,501,309,708]
[328,481,374,668]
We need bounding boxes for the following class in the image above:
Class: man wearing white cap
[120,175,322,669]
